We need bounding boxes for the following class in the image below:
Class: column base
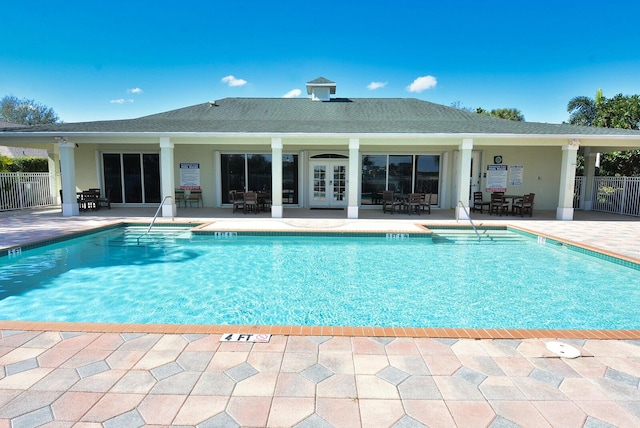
[456,206,470,221]
[162,203,176,217]
[271,205,283,218]
[62,203,79,217]
[556,207,574,221]
[347,206,359,219]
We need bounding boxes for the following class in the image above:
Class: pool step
[99,227,193,247]
[431,229,528,244]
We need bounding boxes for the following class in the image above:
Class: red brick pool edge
[1,320,638,340]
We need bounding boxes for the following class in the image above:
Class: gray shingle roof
[2,98,640,136]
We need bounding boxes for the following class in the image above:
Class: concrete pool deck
[0,208,639,426]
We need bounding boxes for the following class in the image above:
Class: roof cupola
[306,77,336,101]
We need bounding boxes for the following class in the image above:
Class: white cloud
[407,75,437,93]
[127,87,143,94]
[367,81,387,90]
[221,75,248,87]
[110,98,134,104]
[282,89,302,98]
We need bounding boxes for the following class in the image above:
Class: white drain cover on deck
[545,341,581,358]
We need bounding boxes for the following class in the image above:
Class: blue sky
[3,0,640,124]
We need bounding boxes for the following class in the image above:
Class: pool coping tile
[2,321,638,340]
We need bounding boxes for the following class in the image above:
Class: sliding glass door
[102,153,160,204]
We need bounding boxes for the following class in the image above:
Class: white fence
[591,176,640,217]
[0,172,56,211]
[1,172,639,217]
[574,176,584,209]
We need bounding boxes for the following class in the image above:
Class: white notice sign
[486,164,508,192]
[509,165,524,186]
[180,163,201,190]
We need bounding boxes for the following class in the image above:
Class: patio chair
[420,193,433,214]
[382,190,400,214]
[186,189,203,207]
[258,191,272,212]
[489,192,509,216]
[512,193,535,217]
[95,188,111,209]
[404,193,422,215]
[78,190,98,211]
[472,191,490,213]
[243,191,259,214]
[230,190,244,213]
[174,189,186,207]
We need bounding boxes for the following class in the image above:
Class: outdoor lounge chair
[472,191,490,213]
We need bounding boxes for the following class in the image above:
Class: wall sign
[486,164,508,192]
[509,165,524,186]
[180,163,201,190]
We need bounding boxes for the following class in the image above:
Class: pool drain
[545,341,581,358]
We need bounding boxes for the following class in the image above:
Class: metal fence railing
[1,171,639,217]
[0,172,56,211]
[591,176,640,217]
[573,176,584,209]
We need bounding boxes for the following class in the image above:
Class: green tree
[567,90,640,176]
[476,107,525,121]
[599,150,640,176]
[0,95,60,125]
[593,93,640,130]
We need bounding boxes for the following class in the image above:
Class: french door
[309,160,348,208]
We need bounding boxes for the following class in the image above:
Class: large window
[361,154,440,205]
[388,155,413,194]
[221,153,298,204]
[103,153,160,204]
[361,155,387,205]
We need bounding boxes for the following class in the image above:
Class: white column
[582,147,597,211]
[58,138,79,216]
[160,137,176,217]
[47,147,60,204]
[214,151,222,206]
[455,139,473,219]
[348,138,360,219]
[556,140,579,220]
[271,138,283,218]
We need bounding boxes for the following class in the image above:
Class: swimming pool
[0,225,638,330]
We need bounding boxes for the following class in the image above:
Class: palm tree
[567,95,597,126]
[567,89,603,126]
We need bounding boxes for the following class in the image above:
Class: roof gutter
[1,131,640,144]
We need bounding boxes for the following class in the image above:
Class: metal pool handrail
[456,200,481,241]
[137,195,174,245]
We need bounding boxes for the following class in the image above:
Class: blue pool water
[0,226,638,330]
